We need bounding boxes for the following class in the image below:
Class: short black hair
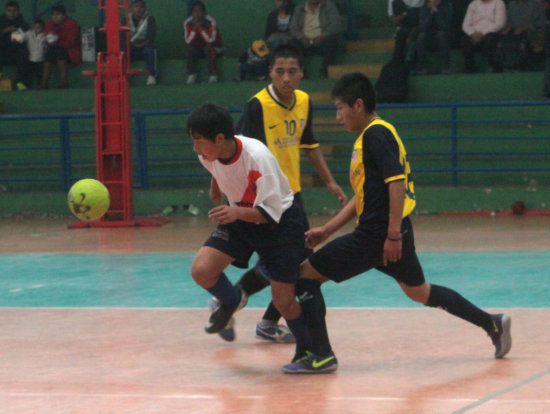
[281,0,294,14]
[269,43,304,68]
[5,1,19,9]
[331,72,377,113]
[51,5,66,15]
[33,18,44,27]
[187,104,234,141]
[132,0,146,6]
[191,1,206,12]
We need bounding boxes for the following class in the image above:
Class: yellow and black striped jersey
[350,118,416,223]
[235,85,319,194]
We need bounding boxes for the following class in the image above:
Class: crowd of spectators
[1,0,549,98]
[388,0,549,75]
[0,0,344,89]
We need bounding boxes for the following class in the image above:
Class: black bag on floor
[375,56,409,103]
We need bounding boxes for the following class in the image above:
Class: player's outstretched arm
[305,196,357,248]
[305,147,348,206]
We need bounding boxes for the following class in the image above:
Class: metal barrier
[1,100,549,191]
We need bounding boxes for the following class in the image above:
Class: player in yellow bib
[208,44,347,343]
[283,73,512,374]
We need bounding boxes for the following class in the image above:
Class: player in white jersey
[188,104,315,368]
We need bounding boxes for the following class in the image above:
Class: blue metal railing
[1,100,549,191]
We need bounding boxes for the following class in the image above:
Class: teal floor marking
[0,251,547,308]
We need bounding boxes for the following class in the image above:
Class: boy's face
[335,97,363,132]
[269,57,303,102]
[5,5,19,21]
[51,11,64,25]
[33,22,44,34]
[131,2,146,19]
[191,133,222,162]
[192,6,205,22]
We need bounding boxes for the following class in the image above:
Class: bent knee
[191,262,216,287]
[400,282,431,304]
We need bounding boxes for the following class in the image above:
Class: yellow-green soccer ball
[67,179,110,221]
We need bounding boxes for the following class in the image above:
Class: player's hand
[383,238,402,266]
[305,226,329,248]
[327,182,348,207]
[471,32,483,44]
[208,205,239,224]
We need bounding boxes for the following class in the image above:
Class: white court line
[451,366,550,413]
[2,392,550,404]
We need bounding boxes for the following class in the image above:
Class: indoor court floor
[1,214,549,413]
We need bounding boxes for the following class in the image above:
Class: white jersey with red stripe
[198,135,294,223]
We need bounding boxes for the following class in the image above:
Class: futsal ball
[67,179,110,221]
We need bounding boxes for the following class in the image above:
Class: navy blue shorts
[308,216,425,287]
[204,200,306,284]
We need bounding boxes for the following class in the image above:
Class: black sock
[426,284,493,333]
[261,301,281,323]
[286,313,312,352]
[295,278,332,356]
[236,267,270,296]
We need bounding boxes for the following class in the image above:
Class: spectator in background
[388,0,424,65]
[415,0,453,75]
[183,0,223,84]
[128,0,157,86]
[12,19,46,90]
[500,0,546,70]
[265,0,294,51]
[39,5,81,89]
[0,1,29,77]
[235,39,270,81]
[460,0,506,73]
[543,22,550,98]
[290,0,341,78]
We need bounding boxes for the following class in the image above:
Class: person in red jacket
[39,5,81,89]
[183,1,223,84]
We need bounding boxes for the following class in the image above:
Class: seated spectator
[235,39,270,81]
[289,0,341,78]
[128,0,158,86]
[415,0,453,75]
[460,0,506,73]
[388,0,424,65]
[0,1,29,77]
[183,0,223,84]
[39,5,81,89]
[12,19,46,90]
[498,0,546,70]
[265,0,294,51]
[543,22,550,98]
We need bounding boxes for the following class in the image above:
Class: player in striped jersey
[283,73,512,374]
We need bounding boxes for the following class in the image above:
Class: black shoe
[489,314,512,358]
[204,289,247,334]
[282,351,338,374]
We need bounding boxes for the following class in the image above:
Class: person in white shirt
[188,103,319,372]
[460,0,507,73]
[12,19,46,90]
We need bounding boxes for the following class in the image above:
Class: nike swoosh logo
[312,356,335,369]
[268,124,279,129]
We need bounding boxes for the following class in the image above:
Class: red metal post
[71,0,168,228]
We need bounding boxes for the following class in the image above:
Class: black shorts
[204,199,306,284]
[308,216,425,287]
